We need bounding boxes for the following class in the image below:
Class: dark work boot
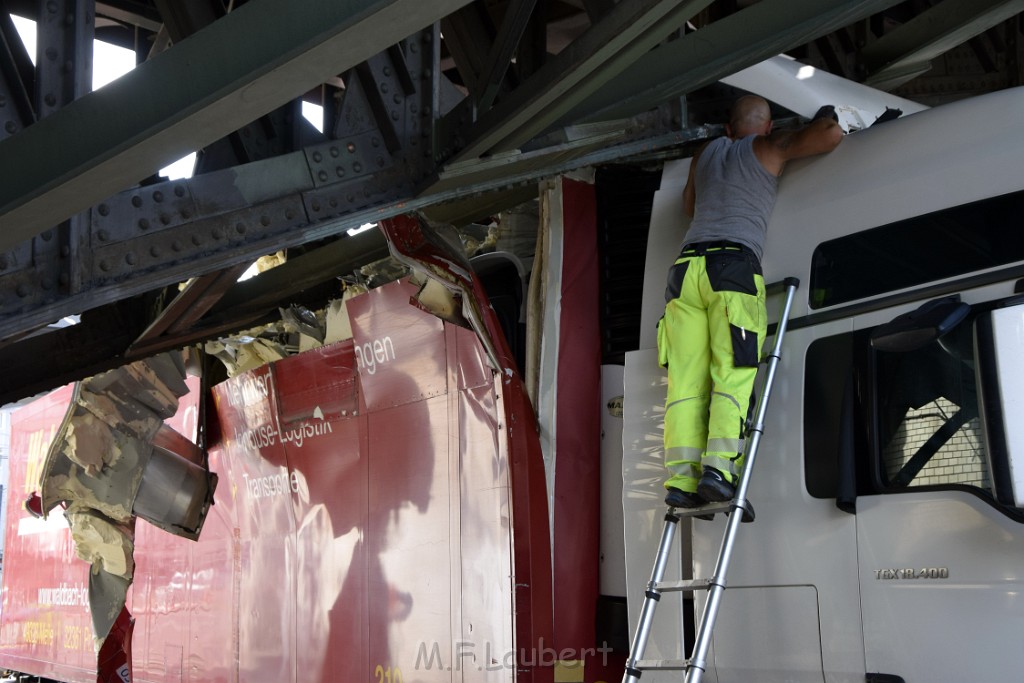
[665,487,714,521]
[665,487,703,508]
[697,467,735,503]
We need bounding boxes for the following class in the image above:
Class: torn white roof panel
[722,55,929,130]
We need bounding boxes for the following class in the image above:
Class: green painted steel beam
[559,0,904,126]
[447,0,714,161]
[476,0,538,112]
[863,0,1024,90]
[0,0,471,252]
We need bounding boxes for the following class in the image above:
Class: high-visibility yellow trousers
[657,245,767,493]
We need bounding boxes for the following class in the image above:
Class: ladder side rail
[684,278,800,683]
[622,512,681,683]
[733,276,800,507]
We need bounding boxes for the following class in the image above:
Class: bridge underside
[0,0,1021,404]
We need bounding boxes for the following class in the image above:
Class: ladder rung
[674,502,731,517]
[653,578,712,593]
[635,659,690,670]
[674,498,754,520]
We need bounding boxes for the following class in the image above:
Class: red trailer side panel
[1,381,202,683]
[1,384,93,682]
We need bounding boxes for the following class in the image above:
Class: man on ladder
[626,98,843,683]
[659,95,843,510]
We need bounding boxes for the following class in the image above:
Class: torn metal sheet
[38,351,214,647]
[206,333,293,378]
[66,506,135,580]
[88,569,131,655]
[378,214,507,372]
[409,274,467,328]
[202,213,532,378]
[41,418,150,524]
[86,356,187,421]
[325,286,366,344]
[280,304,326,344]
[62,410,118,477]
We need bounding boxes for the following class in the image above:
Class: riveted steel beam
[34,0,93,119]
[862,0,1024,90]
[354,52,409,154]
[29,1,94,321]
[559,0,904,125]
[0,110,702,402]
[0,12,35,141]
[0,164,398,343]
[0,29,441,344]
[0,0,474,253]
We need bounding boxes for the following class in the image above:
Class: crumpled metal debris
[38,351,210,649]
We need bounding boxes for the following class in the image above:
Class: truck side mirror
[869,296,970,353]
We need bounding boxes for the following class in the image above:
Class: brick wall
[882,396,990,490]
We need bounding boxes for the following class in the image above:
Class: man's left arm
[755,115,843,176]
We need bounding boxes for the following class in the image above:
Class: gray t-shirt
[682,134,778,263]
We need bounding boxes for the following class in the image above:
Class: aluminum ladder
[622,277,801,683]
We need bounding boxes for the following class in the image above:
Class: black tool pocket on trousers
[707,253,759,294]
[657,316,669,368]
[730,324,759,367]
[664,261,689,302]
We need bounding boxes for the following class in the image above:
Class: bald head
[728,96,772,138]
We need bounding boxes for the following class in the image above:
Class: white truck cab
[623,86,1024,683]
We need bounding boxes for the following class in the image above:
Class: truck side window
[805,311,1010,506]
[809,189,1024,309]
[873,322,990,490]
[804,333,857,499]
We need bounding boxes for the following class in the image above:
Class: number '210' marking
[374,665,404,683]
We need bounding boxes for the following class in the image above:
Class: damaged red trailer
[3,284,527,681]
[0,211,622,683]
